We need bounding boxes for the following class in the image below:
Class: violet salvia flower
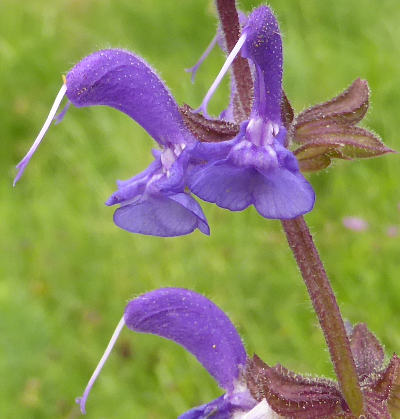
[14,50,209,237]
[188,6,315,219]
[15,6,316,234]
[76,288,281,418]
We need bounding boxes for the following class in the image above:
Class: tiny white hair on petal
[234,399,284,419]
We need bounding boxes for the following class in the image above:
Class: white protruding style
[14,84,67,186]
[76,316,126,414]
[195,33,247,117]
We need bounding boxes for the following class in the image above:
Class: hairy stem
[281,216,364,416]
[214,1,363,413]
[215,0,253,121]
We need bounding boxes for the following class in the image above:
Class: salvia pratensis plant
[15,1,398,418]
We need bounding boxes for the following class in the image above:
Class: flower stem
[215,0,253,121]
[281,216,364,416]
[214,0,363,414]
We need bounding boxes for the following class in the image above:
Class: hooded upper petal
[124,288,247,391]
[66,51,210,237]
[66,49,194,146]
[242,6,282,122]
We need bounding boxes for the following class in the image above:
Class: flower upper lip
[66,50,196,148]
[76,288,258,417]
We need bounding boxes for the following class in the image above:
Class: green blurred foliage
[0,0,399,418]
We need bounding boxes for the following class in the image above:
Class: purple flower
[188,6,315,219]
[14,50,209,237]
[76,288,279,418]
[15,5,315,235]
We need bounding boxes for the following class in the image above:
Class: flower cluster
[15,2,397,418]
[77,288,400,418]
[15,7,316,237]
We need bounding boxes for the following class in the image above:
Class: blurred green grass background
[1,0,399,417]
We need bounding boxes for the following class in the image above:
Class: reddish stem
[281,216,364,416]
[214,1,364,414]
[215,0,253,121]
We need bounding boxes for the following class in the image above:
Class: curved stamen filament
[14,84,67,186]
[185,33,218,83]
[195,33,247,117]
[76,316,125,414]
